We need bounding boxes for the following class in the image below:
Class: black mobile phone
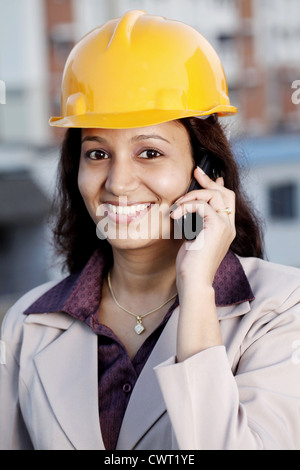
[176,153,219,240]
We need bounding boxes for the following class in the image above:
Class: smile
[106,202,152,216]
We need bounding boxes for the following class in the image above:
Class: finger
[174,192,235,227]
[192,173,236,217]
[171,200,235,244]
[176,173,229,206]
[209,188,235,215]
[175,186,233,208]
[215,176,224,187]
[171,201,205,220]
[194,167,227,192]
[194,166,216,186]
[171,199,230,221]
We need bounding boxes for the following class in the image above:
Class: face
[78,121,194,249]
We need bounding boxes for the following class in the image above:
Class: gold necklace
[107,271,177,335]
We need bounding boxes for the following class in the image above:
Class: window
[268,182,298,220]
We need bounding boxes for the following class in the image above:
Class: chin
[97,225,175,252]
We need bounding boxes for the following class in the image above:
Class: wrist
[176,285,222,362]
[177,281,215,307]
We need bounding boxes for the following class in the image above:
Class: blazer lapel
[31,315,104,450]
[116,299,252,449]
[116,306,179,450]
[31,308,179,451]
[27,298,251,450]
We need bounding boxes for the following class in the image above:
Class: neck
[109,240,181,300]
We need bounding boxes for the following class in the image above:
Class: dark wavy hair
[51,116,264,273]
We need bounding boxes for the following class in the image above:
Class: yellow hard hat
[49,10,237,129]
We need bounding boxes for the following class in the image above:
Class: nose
[105,157,139,196]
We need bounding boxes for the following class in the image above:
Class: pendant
[134,315,145,335]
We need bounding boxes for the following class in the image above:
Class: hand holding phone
[176,153,219,240]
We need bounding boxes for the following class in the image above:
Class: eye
[139,149,162,159]
[85,149,109,160]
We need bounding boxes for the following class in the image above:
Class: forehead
[81,121,190,145]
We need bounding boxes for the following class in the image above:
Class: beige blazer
[1,256,300,450]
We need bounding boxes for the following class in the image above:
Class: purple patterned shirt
[24,249,254,449]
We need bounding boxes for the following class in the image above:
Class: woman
[1,10,300,450]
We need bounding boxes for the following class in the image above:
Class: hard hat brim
[49,105,237,129]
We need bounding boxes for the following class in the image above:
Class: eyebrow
[81,136,107,144]
[81,134,171,145]
[131,134,171,144]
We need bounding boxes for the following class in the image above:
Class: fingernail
[196,166,205,174]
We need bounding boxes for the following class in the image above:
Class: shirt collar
[24,249,254,317]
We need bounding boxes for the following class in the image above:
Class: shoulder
[238,256,300,312]
[1,279,63,342]
[240,255,300,282]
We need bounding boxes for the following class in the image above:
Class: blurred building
[70,0,300,137]
[234,133,300,267]
[2,0,300,144]
[0,0,63,315]
[0,0,300,321]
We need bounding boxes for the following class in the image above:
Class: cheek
[153,166,192,202]
[77,162,99,207]
[77,167,89,201]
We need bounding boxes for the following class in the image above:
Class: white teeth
[107,203,151,216]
